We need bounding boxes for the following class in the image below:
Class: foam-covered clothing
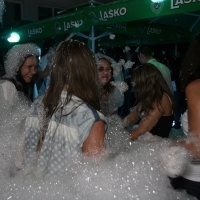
[100,85,125,116]
[0,79,31,170]
[1,72,37,102]
[1,80,18,104]
[180,110,200,182]
[169,110,200,199]
[24,91,107,177]
[148,58,173,93]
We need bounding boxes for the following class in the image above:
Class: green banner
[95,21,192,42]
[4,10,90,42]
[1,0,198,47]
[96,32,188,49]
[85,0,200,25]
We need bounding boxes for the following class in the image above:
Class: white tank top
[181,111,200,182]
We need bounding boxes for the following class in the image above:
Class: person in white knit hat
[1,43,41,103]
[96,52,128,117]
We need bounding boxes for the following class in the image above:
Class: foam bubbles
[0,91,197,200]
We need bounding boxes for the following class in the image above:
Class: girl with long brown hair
[123,63,175,140]
[24,40,106,176]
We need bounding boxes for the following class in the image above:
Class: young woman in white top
[1,43,41,104]
[24,40,107,177]
[170,33,200,199]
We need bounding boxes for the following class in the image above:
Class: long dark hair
[42,40,100,118]
[180,33,200,91]
[132,63,175,115]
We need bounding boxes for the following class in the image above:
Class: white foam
[0,92,197,200]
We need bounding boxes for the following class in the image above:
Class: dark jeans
[169,176,200,199]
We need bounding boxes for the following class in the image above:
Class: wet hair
[137,45,154,58]
[132,63,175,115]
[41,38,57,57]
[42,40,100,118]
[180,33,200,91]
[99,57,114,94]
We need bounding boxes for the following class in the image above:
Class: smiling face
[98,58,112,86]
[19,56,38,83]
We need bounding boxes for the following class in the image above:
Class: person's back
[25,92,105,176]
[24,40,107,178]
[122,63,175,140]
[148,93,174,138]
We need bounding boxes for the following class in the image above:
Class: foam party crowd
[0,86,197,200]
[0,1,200,199]
[0,38,200,200]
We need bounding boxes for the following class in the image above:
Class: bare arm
[82,120,105,156]
[129,106,163,140]
[129,93,172,141]
[122,105,141,127]
[177,80,200,159]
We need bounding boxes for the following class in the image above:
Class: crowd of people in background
[0,34,200,199]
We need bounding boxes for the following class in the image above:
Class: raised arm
[82,120,105,156]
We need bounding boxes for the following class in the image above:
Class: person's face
[20,56,38,83]
[98,58,112,86]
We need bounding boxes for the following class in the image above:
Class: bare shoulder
[162,93,172,106]
[185,79,200,98]
[161,93,173,115]
[162,93,170,101]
